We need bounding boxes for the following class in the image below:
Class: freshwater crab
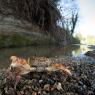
[8,56,72,89]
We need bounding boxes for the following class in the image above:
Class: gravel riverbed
[0,59,95,95]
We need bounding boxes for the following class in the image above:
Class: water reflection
[0,45,92,69]
[72,45,92,57]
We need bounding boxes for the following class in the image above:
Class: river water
[0,45,94,69]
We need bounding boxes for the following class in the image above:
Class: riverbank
[0,58,95,95]
[85,45,95,58]
[85,50,95,58]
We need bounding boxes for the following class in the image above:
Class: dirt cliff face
[0,0,60,32]
[0,0,57,47]
[0,15,39,34]
[0,0,39,32]
[0,0,67,46]
[0,0,43,34]
[0,12,53,47]
[0,0,64,39]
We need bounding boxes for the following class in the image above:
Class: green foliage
[86,35,95,45]
[0,34,53,48]
[74,33,83,41]
[0,34,30,47]
[72,37,80,44]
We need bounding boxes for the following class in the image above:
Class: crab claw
[52,63,72,76]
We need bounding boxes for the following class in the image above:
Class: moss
[0,34,54,48]
[29,36,52,45]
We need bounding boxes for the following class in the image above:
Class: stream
[0,44,95,69]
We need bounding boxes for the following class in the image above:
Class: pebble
[0,58,95,95]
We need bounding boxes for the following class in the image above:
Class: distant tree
[74,33,83,41]
[69,12,78,35]
[58,0,78,36]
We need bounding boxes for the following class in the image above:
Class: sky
[60,0,95,37]
[76,0,95,37]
